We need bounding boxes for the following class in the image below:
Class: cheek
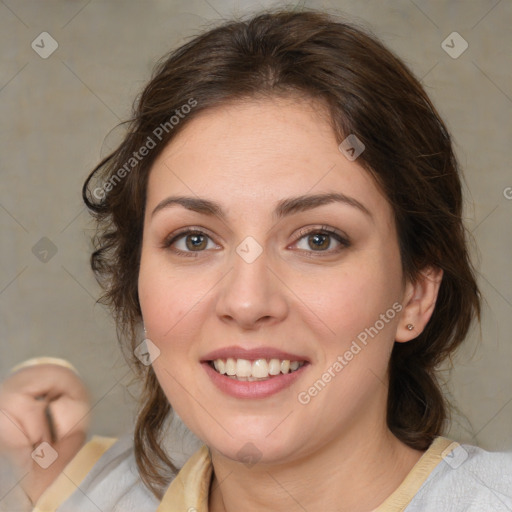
[138,257,201,409]
[138,253,209,341]
[294,253,402,344]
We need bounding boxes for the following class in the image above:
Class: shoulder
[406,440,512,512]
[57,434,162,512]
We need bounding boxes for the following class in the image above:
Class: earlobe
[395,266,443,343]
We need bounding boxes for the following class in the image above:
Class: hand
[0,362,91,504]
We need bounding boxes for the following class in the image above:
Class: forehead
[145,97,391,222]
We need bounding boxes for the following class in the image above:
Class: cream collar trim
[158,436,457,511]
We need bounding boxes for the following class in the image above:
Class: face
[138,96,408,465]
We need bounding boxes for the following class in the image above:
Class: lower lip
[201,362,309,399]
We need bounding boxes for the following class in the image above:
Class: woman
[2,8,511,512]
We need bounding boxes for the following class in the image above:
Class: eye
[161,225,350,258]
[292,226,350,255]
[162,229,219,257]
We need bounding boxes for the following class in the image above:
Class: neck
[208,423,425,512]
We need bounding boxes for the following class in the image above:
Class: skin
[0,364,90,504]
[138,95,443,512]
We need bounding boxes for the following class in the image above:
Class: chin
[201,423,309,467]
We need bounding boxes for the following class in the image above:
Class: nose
[215,245,289,330]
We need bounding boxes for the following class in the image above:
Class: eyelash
[161,226,351,258]
[295,226,351,256]
[161,225,350,258]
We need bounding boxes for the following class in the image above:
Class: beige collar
[158,436,457,511]
[33,436,117,512]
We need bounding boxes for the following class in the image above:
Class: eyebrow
[151,192,372,221]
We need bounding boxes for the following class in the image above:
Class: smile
[209,358,307,381]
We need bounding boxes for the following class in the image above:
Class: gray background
[1,0,511,452]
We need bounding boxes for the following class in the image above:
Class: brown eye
[163,229,219,256]
[184,233,208,251]
[293,227,350,254]
[307,232,331,250]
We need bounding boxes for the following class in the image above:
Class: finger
[0,406,32,448]
[49,395,91,441]
[4,365,81,401]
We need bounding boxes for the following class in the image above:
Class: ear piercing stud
[406,324,414,331]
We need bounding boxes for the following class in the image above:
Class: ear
[395,266,443,342]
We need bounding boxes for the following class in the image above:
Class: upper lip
[201,346,310,363]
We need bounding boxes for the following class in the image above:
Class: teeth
[236,359,252,377]
[252,359,269,378]
[213,359,225,374]
[210,357,305,380]
[225,357,236,376]
[268,359,281,375]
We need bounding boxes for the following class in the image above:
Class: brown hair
[82,8,480,497]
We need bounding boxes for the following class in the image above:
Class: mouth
[207,358,308,381]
